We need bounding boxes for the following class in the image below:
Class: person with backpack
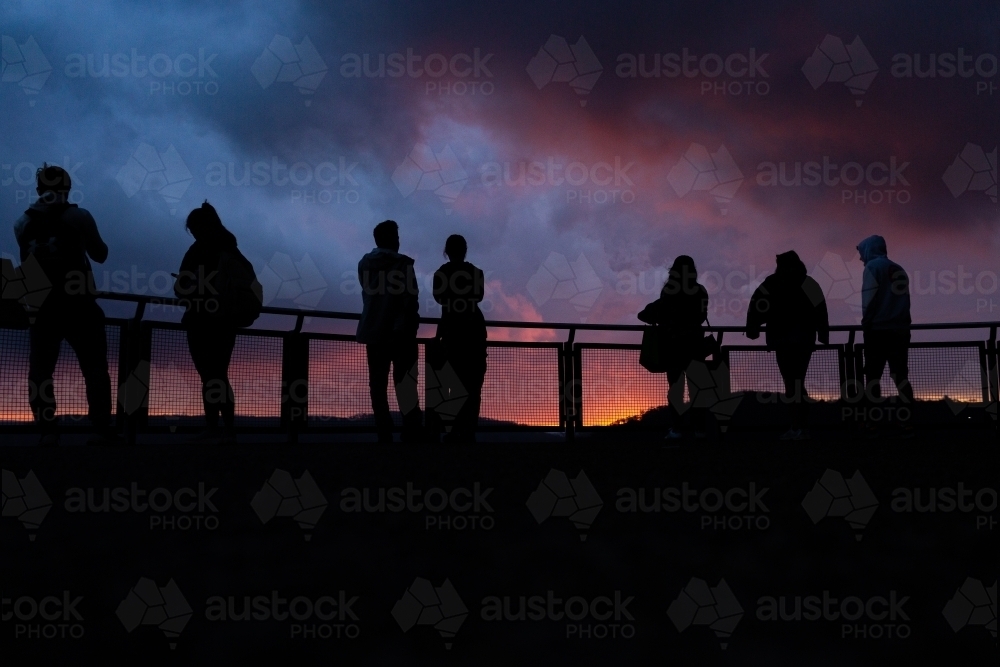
[746,250,830,440]
[174,201,261,444]
[637,255,709,439]
[13,164,116,446]
[357,220,423,443]
[429,234,487,443]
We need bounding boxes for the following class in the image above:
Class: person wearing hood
[746,251,830,440]
[357,220,423,443]
[14,164,116,446]
[637,255,709,439]
[174,201,242,444]
[857,234,914,417]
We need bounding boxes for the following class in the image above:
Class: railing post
[987,326,998,404]
[563,328,576,442]
[120,301,150,445]
[843,330,859,401]
[281,315,309,444]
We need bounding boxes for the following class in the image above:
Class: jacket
[637,275,708,347]
[174,228,238,325]
[746,251,830,347]
[857,235,911,331]
[433,260,487,345]
[356,247,419,344]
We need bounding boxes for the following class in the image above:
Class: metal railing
[1,291,997,441]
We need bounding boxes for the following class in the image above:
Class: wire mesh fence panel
[728,348,841,400]
[0,326,120,423]
[579,348,669,426]
[148,328,281,427]
[866,345,984,402]
[308,338,425,427]
[480,345,560,427]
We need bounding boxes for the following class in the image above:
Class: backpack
[215,248,263,327]
[18,204,92,307]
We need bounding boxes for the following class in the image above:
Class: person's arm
[405,262,419,331]
[77,210,109,263]
[637,299,660,324]
[860,263,878,329]
[432,268,447,307]
[472,267,485,304]
[745,284,767,340]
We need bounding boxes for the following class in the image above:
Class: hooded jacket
[857,235,910,330]
[746,251,830,347]
[356,247,419,344]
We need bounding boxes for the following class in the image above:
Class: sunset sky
[2,1,997,423]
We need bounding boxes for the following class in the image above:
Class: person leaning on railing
[746,250,830,441]
[637,255,709,440]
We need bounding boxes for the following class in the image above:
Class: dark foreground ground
[1,425,997,665]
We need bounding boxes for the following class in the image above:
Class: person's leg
[64,302,112,432]
[27,315,63,435]
[450,350,485,441]
[864,331,889,403]
[215,327,237,429]
[186,325,221,429]
[366,343,393,442]
[392,336,422,440]
[666,365,685,431]
[886,330,914,404]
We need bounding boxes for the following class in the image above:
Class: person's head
[857,235,887,264]
[663,255,698,294]
[185,200,227,242]
[775,250,806,277]
[443,234,467,262]
[373,220,399,251]
[35,164,72,203]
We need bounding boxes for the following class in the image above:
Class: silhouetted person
[174,201,244,444]
[430,235,487,442]
[638,255,709,439]
[747,250,830,440]
[357,220,422,443]
[14,164,115,446]
[858,235,914,432]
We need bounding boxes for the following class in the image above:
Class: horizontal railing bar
[92,291,1000,335]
